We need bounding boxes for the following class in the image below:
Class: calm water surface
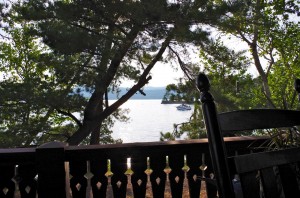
[111,100,194,143]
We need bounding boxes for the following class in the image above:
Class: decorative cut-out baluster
[116,181,122,189]
[3,187,9,195]
[76,183,82,191]
[182,155,190,198]
[175,176,180,183]
[156,177,161,185]
[125,158,134,198]
[65,161,72,198]
[199,153,208,198]
[84,161,94,198]
[105,159,114,198]
[164,156,172,198]
[34,174,38,198]
[25,186,31,194]
[193,175,197,182]
[96,182,102,190]
[11,164,21,198]
[144,157,153,198]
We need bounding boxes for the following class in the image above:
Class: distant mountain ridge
[108,87,166,100]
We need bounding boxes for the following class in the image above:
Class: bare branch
[55,108,83,127]
[236,29,252,45]
[168,45,193,81]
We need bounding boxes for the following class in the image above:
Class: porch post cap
[197,73,210,92]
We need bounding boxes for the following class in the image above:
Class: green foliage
[0,21,122,147]
[219,0,300,109]
[1,0,237,146]
[161,0,300,144]
[4,0,298,147]
[217,0,300,149]
[200,38,259,111]
[162,80,196,103]
[267,21,300,109]
[160,39,260,141]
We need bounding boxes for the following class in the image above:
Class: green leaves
[1,0,249,145]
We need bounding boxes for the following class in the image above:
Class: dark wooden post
[197,73,235,198]
[36,141,67,198]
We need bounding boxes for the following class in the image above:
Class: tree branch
[168,45,193,81]
[261,88,277,109]
[78,15,128,36]
[236,29,252,45]
[266,46,274,77]
[55,108,83,127]
[69,22,121,44]
[102,25,142,89]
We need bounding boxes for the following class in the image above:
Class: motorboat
[176,104,191,111]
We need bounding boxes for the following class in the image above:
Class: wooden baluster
[164,156,172,198]
[199,153,208,198]
[145,157,153,198]
[84,161,94,198]
[64,162,72,198]
[125,158,134,198]
[12,164,21,198]
[34,174,38,198]
[105,159,114,198]
[182,155,190,198]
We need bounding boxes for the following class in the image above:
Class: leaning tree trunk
[247,0,275,108]
[250,43,275,108]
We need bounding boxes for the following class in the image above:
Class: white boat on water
[176,104,191,111]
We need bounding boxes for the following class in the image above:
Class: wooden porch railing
[0,137,267,198]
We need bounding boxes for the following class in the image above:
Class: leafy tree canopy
[161,0,300,143]
[0,0,240,147]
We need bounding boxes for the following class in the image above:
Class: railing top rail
[63,136,268,162]
[0,136,268,153]
[65,136,268,151]
[0,147,36,165]
[0,147,36,153]
[67,139,209,150]
[0,136,268,164]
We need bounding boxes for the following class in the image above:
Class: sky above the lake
[120,62,185,88]
[123,46,202,88]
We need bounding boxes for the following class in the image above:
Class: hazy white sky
[146,62,185,87]
[122,48,201,88]
[120,61,186,88]
[140,28,260,88]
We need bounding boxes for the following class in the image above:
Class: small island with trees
[161,80,195,104]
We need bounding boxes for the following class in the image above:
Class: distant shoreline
[107,87,166,100]
[161,101,193,104]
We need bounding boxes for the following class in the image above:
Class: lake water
[111,100,194,143]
